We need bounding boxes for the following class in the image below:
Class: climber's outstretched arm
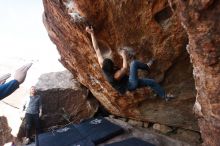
[114,50,128,80]
[86,26,104,68]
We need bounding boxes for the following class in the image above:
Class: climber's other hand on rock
[119,49,127,58]
[86,26,94,34]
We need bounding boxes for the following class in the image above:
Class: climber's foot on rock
[146,58,156,68]
[164,93,175,102]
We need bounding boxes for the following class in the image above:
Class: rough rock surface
[0,116,13,145]
[172,0,220,145]
[153,123,172,134]
[35,70,99,128]
[169,128,201,146]
[42,0,198,131]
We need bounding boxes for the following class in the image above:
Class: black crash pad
[105,137,155,146]
[74,117,124,144]
[38,124,94,146]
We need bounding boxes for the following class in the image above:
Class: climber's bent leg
[127,60,149,90]
[138,78,166,98]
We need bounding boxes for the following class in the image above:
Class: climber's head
[102,58,114,73]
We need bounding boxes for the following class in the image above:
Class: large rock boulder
[35,70,99,128]
[172,0,220,145]
[0,116,13,145]
[42,0,198,132]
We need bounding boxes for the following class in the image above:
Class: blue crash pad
[74,117,124,144]
[38,124,94,146]
[38,117,123,146]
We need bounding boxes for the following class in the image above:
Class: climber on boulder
[86,26,173,101]
[0,63,32,100]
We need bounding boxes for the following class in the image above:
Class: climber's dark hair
[85,20,92,28]
[102,58,114,73]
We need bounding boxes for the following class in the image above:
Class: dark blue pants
[25,113,41,139]
[127,60,166,98]
[0,80,19,100]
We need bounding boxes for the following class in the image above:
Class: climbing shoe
[146,58,156,68]
[23,137,31,145]
[165,93,175,102]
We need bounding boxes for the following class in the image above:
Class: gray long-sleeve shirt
[23,95,42,114]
